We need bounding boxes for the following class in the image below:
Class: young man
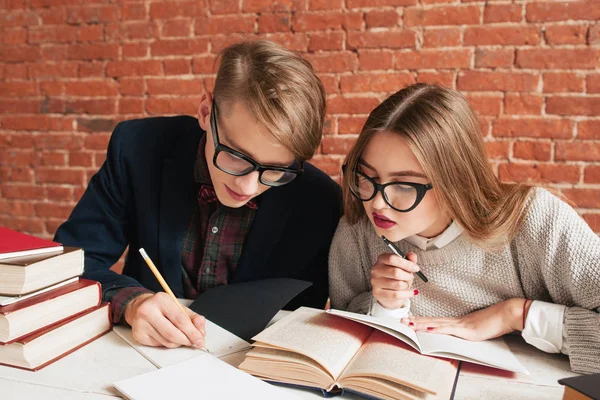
[54,40,341,349]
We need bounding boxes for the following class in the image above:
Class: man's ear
[197,91,212,131]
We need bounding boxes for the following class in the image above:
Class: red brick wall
[1,0,599,239]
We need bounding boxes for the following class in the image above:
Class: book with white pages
[113,318,251,368]
[328,309,528,374]
[113,354,302,400]
[0,277,78,307]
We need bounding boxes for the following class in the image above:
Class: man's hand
[124,292,206,348]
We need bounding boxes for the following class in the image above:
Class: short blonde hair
[343,83,534,250]
[213,39,326,162]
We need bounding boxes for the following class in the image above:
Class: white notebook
[113,354,301,400]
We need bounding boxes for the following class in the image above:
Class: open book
[239,307,460,400]
[328,309,527,374]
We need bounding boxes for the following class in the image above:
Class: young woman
[329,83,599,374]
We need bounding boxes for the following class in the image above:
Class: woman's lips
[372,212,396,229]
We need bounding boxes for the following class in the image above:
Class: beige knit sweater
[329,189,600,374]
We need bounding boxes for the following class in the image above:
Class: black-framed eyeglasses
[210,100,303,187]
[343,164,433,212]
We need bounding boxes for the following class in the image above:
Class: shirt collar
[404,221,463,251]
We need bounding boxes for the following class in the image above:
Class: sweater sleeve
[328,217,374,314]
[514,189,600,374]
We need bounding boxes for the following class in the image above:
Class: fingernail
[414,289,419,295]
[427,327,434,331]
[409,322,414,327]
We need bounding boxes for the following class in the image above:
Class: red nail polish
[427,327,434,331]
[409,322,414,326]
[414,289,419,295]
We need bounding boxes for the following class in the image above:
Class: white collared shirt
[370,221,568,354]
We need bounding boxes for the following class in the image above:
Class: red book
[0,303,112,371]
[0,227,63,260]
[0,278,102,344]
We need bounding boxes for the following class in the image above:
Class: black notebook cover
[559,373,600,400]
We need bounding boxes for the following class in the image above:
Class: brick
[3,64,27,79]
[36,167,84,185]
[151,39,209,57]
[118,98,144,114]
[39,152,68,166]
[341,72,415,93]
[77,118,115,133]
[66,6,119,24]
[358,50,393,71]
[77,25,104,42]
[69,151,93,167]
[584,166,600,184]
[498,163,580,184]
[309,0,343,10]
[526,1,600,22]
[578,121,600,139]
[516,49,600,69]
[4,27,27,44]
[404,6,480,27]
[347,0,415,7]
[46,187,74,202]
[1,116,51,131]
[65,99,116,115]
[493,118,574,139]
[474,49,514,68]
[545,25,588,45]
[67,43,118,60]
[303,52,358,73]
[65,80,118,96]
[293,11,363,32]
[147,79,204,95]
[2,202,36,218]
[0,82,37,97]
[0,218,44,234]
[84,133,110,150]
[416,71,454,88]
[258,13,291,33]
[590,24,600,45]
[79,63,106,78]
[145,97,201,115]
[120,22,156,40]
[192,56,217,74]
[547,97,600,116]
[583,214,600,233]
[39,8,66,24]
[319,74,339,94]
[308,155,343,176]
[242,0,294,13]
[0,99,40,114]
[466,94,502,116]
[261,32,309,52]
[423,28,461,48]
[321,136,357,155]
[504,94,543,115]
[29,26,76,44]
[0,45,41,62]
[458,71,538,92]
[338,116,367,135]
[0,11,38,26]
[123,43,148,59]
[2,185,44,200]
[35,133,83,150]
[149,2,206,18]
[555,142,600,162]
[484,4,522,23]
[162,19,192,38]
[195,15,255,35]
[0,150,35,166]
[327,96,380,114]
[543,73,584,93]
[121,3,146,20]
[485,141,510,160]
[464,26,540,46]
[209,0,239,14]
[164,59,191,75]
[347,30,415,50]
[513,141,552,161]
[365,10,400,28]
[395,49,471,69]
[35,203,76,219]
[305,31,342,51]
[561,189,600,209]
[107,61,162,77]
[587,74,600,94]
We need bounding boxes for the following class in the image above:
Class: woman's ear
[197,91,213,131]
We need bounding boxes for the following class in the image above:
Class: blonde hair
[343,83,534,250]
[213,39,326,162]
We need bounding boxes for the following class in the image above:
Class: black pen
[381,235,428,283]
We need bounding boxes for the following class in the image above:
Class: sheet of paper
[113,318,251,368]
[189,278,312,342]
[113,354,302,400]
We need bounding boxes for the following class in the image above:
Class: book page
[327,309,421,351]
[252,307,372,379]
[416,332,527,374]
[113,354,300,400]
[340,330,458,397]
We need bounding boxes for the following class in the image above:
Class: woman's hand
[402,298,530,341]
[371,252,420,309]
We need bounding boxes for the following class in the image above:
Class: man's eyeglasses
[343,164,433,212]
[210,100,302,187]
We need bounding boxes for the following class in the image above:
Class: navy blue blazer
[54,116,342,309]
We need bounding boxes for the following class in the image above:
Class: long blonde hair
[213,39,326,162]
[343,83,534,250]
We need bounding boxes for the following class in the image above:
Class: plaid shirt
[108,136,258,324]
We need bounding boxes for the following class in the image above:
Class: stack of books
[0,227,112,371]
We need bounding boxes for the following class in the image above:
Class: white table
[0,309,577,400]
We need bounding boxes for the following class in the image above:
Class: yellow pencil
[138,248,208,352]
